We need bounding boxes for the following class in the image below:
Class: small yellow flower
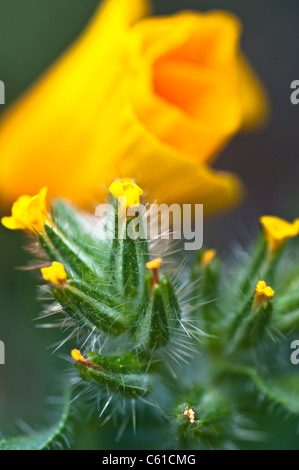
[260,215,299,252]
[145,257,162,270]
[109,178,143,208]
[146,257,162,285]
[254,280,275,303]
[1,187,49,234]
[41,262,67,286]
[71,349,89,366]
[71,349,99,369]
[200,249,217,266]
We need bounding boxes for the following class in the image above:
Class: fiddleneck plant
[1,180,299,450]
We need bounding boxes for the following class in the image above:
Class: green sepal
[261,244,285,285]
[191,250,221,335]
[40,224,101,285]
[52,282,127,335]
[272,292,299,333]
[238,234,268,296]
[274,310,299,333]
[135,274,181,351]
[230,299,273,352]
[160,274,181,324]
[274,292,299,315]
[52,200,111,264]
[227,295,255,344]
[136,284,169,350]
[87,351,146,375]
[69,279,120,310]
[75,363,151,397]
[110,212,148,300]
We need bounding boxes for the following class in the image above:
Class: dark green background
[0,0,299,448]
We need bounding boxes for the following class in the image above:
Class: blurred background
[0,0,299,448]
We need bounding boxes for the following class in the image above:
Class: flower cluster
[2,182,299,449]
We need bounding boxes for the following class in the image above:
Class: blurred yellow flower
[254,280,274,303]
[200,249,217,266]
[1,187,49,234]
[0,0,268,214]
[145,257,162,270]
[145,257,162,285]
[260,215,299,252]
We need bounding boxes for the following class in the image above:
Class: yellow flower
[0,0,268,214]
[109,179,143,207]
[41,261,67,286]
[71,349,89,366]
[200,249,217,266]
[146,257,162,285]
[260,216,299,252]
[145,257,162,270]
[71,349,99,369]
[1,187,49,234]
[254,280,274,303]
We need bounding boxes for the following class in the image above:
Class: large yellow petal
[1,216,25,231]
[126,11,268,163]
[67,98,244,214]
[238,53,270,130]
[0,0,243,215]
[127,11,243,163]
[0,0,149,206]
[127,11,242,67]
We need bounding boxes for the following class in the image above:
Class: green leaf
[0,389,72,450]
